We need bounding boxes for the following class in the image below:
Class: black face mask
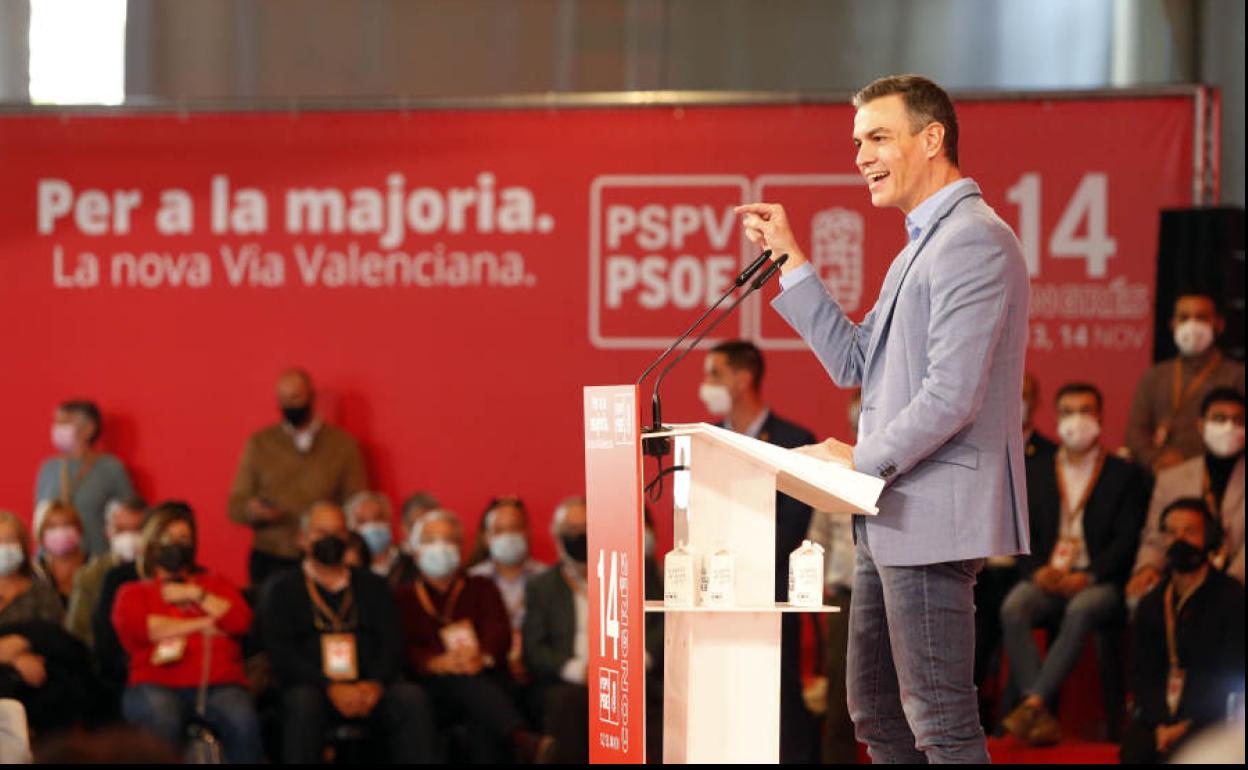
[1166,539,1207,574]
[560,533,588,564]
[311,535,347,567]
[281,404,313,428]
[156,542,195,574]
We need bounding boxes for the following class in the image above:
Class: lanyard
[560,566,587,597]
[58,452,97,503]
[304,574,356,632]
[415,577,466,626]
[1055,448,1106,527]
[1169,352,1223,421]
[1163,577,1204,671]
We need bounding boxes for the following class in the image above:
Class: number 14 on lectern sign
[583,385,646,764]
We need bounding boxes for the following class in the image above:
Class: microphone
[645,254,789,452]
[636,250,771,387]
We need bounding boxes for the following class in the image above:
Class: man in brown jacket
[228,369,368,587]
[1124,292,1244,473]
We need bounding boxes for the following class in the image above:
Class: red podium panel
[583,385,646,763]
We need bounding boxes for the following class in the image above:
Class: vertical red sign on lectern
[583,385,646,763]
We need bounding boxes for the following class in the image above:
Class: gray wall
[0,0,1242,202]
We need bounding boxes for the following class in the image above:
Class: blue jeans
[999,579,1122,704]
[122,683,263,763]
[846,518,988,763]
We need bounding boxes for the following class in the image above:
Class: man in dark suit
[522,497,662,763]
[700,339,818,762]
[999,382,1152,746]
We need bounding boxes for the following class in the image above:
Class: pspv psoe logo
[598,666,621,726]
[588,175,752,350]
[588,174,868,350]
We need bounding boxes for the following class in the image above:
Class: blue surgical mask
[489,532,528,566]
[357,523,392,556]
[418,541,461,579]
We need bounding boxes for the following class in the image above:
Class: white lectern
[583,385,883,765]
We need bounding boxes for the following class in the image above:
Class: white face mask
[1058,414,1101,453]
[1203,419,1246,458]
[0,544,24,576]
[1174,319,1215,358]
[110,531,143,562]
[698,383,731,415]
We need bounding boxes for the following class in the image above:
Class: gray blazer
[772,180,1030,566]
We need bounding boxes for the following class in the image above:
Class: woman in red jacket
[112,503,261,763]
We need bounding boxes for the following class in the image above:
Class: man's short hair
[410,508,463,546]
[483,495,528,532]
[278,367,314,390]
[401,491,441,530]
[1174,290,1222,316]
[1159,496,1222,552]
[60,399,102,443]
[852,74,959,167]
[1201,387,1245,417]
[551,496,587,535]
[344,491,392,529]
[104,495,148,529]
[710,340,765,391]
[1055,382,1104,412]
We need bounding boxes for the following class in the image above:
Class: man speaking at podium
[737,75,1030,763]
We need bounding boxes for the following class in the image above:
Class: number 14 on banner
[1006,172,1117,279]
[597,550,621,660]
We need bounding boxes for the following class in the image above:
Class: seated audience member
[259,502,434,764]
[346,491,417,588]
[1000,382,1151,746]
[467,496,548,679]
[399,509,545,762]
[522,496,591,764]
[0,511,91,736]
[1121,498,1245,763]
[31,500,88,606]
[66,496,146,648]
[1128,388,1245,605]
[112,503,261,762]
[91,501,187,716]
[33,399,136,556]
[1126,292,1245,473]
[401,491,440,551]
[0,512,62,627]
[228,369,369,588]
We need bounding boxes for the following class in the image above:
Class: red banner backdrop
[0,94,1203,583]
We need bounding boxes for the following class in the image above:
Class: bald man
[228,369,368,587]
[258,502,434,763]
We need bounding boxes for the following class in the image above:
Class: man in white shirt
[999,382,1151,746]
